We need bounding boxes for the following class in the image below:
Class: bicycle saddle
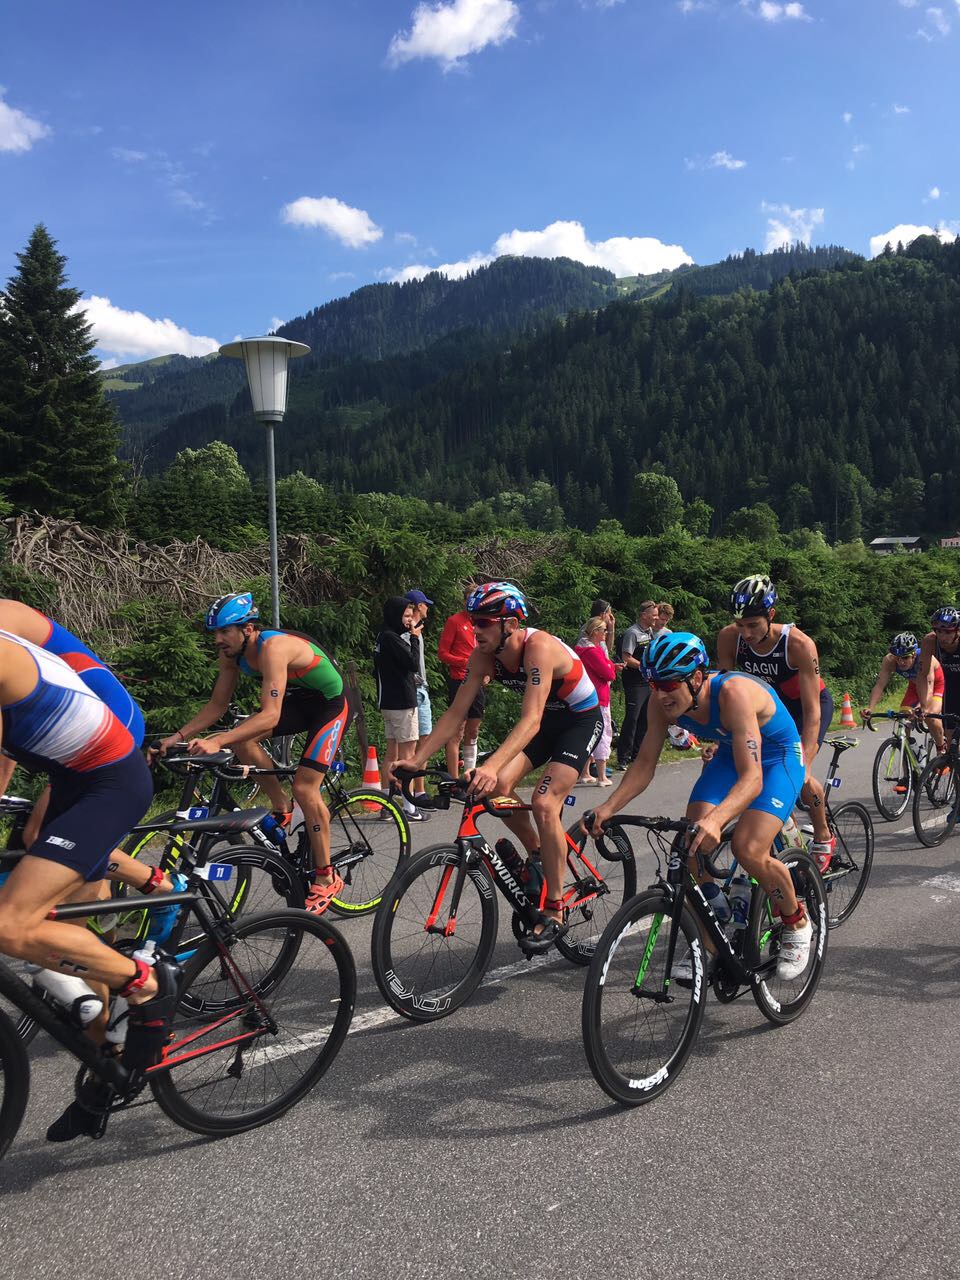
[825,735,858,753]
[152,808,271,836]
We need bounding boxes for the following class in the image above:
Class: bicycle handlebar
[862,709,923,733]
[584,811,696,837]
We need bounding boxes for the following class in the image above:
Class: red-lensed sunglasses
[470,616,502,630]
[648,677,685,692]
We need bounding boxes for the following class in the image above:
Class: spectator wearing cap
[616,600,658,769]
[438,582,485,777]
[404,589,433,801]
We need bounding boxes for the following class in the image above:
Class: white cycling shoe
[777,916,813,981]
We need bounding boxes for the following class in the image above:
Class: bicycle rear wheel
[581,889,706,1106]
[747,849,827,1025]
[871,737,911,821]
[912,756,960,847]
[554,822,637,965]
[170,846,306,955]
[824,802,874,927]
[0,1004,30,1159]
[327,789,410,918]
[149,910,355,1136]
[370,845,498,1021]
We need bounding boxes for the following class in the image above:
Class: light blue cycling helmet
[642,631,709,683]
[205,592,260,630]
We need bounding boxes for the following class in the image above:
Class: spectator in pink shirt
[576,615,621,786]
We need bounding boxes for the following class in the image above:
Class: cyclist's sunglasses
[470,616,502,630]
[933,624,959,633]
[648,677,685,692]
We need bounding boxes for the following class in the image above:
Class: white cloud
[75,295,220,364]
[383,219,694,282]
[743,0,811,21]
[281,196,383,248]
[869,223,957,256]
[845,142,869,171]
[893,102,911,113]
[761,201,824,251]
[0,89,51,153]
[678,0,713,10]
[899,0,920,7]
[387,0,519,70]
[928,186,942,200]
[686,150,747,170]
[111,147,147,163]
[842,111,853,124]
[919,5,951,37]
[329,270,357,282]
[269,316,285,333]
[394,231,418,245]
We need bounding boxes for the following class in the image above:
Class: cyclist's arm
[918,635,937,711]
[621,628,643,672]
[482,633,556,774]
[793,629,824,768]
[407,652,490,768]
[171,660,239,742]
[596,697,668,817]
[715,625,739,671]
[864,655,894,714]
[216,638,291,747]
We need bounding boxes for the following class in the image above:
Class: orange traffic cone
[362,745,383,810]
[840,693,856,730]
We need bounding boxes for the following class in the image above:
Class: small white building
[869,536,923,555]
[940,534,960,548]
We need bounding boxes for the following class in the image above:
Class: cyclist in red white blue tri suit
[394,582,603,952]
[0,629,174,1079]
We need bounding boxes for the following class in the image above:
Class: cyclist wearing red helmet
[393,582,602,952]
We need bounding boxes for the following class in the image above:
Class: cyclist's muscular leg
[530,764,580,923]
[801,773,830,843]
[234,738,290,813]
[292,766,331,871]
[0,855,155,994]
[491,753,540,856]
[730,810,801,918]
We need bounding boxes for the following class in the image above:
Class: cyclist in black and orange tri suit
[391,582,603,953]
[715,575,836,870]
[156,593,350,914]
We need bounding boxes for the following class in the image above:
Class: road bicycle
[865,709,932,821]
[370,767,637,1022]
[581,813,828,1107]
[711,736,873,929]
[911,712,960,847]
[124,746,409,921]
[0,808,356,1158]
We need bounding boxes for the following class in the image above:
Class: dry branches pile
[465,534,567,584]
[1,515,342,644]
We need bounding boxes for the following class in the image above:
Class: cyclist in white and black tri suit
[716,574,836,870]
[392,582,603,952]
[919,606,960,743]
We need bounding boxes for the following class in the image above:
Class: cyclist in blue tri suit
[589,631,813,980]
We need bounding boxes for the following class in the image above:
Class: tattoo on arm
[746,736,759,763]
[529,666,541,686]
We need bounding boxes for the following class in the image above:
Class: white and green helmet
[730,574,778,618]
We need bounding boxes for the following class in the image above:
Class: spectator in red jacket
[437,583,485,778]
[576,615,620,786]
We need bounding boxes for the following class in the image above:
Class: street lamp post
[219,336,310,628]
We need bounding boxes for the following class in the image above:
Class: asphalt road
[2,738,959,1280]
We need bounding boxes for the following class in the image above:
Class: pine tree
[0,224,126,524]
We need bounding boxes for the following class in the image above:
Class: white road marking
[921,874,960,894]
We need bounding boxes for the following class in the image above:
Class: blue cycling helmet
[205,592,260,630]
[931,606,960,630]
[642,631,709,683]
[889,632,920,657]
[731,574,777,618]
[466,581,530,621]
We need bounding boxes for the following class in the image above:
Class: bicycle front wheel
[912,756,960,847]
[554,821,637,965]
[0,1004,31,1159]
[370,845,498,1022]
[327,789,410,918]
[748,849,828,1026]
[871,737,911,821]
[582,889,706,1106]
[824,802,874,927]
[150,910,355,1136]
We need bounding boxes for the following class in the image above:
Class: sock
[463,740,478,772]
[403,799,417,815]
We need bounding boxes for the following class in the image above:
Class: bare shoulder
[789,625,819,658]
[718,673,763,722]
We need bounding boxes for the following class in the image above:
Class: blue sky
[2,0,957,365]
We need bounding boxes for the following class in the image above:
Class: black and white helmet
[730,574,777,618]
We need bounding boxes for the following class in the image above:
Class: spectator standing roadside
[438,583,486,778]
[617,600,659,769]
[577,598,616,655]
[404,589,433,802]
[576,616,620,785]
[652,602,674,639]
[373,596,429,821]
